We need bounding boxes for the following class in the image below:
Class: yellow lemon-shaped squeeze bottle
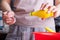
[30,9,53,19]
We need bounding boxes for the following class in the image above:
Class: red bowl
[33,32,60,40]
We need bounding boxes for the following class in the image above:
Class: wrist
[6,8,12,12]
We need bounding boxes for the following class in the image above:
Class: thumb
[7,11,15,17]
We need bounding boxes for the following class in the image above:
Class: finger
[6,17,15,22]
[52,8,57,13]
[8,11,14,17]
[7,22,14,25]
[41,18,46,20]
[3,15,6,19]
[3,11,8,15]
[6,18,16,25]
[40,3,44,10]
[3,12,10,19]
[44,4,51,10]
[3,14,8,17]
[52,7,57,18]
[6,20,12,23]
[7,17,15,22]
[43,4,52,13]
[42,3,48,10]
[53,11,57,18]
[48,6,56,13]
[9,20,16,25]
[3,15,8,20]
[4,11,14,17]
[6,18,12,21]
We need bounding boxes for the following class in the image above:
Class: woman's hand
[40,3,59,20]
[3,11,16,25]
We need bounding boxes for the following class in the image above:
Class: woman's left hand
[40,3,60,18]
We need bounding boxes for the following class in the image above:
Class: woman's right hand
[3,11,16,25]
